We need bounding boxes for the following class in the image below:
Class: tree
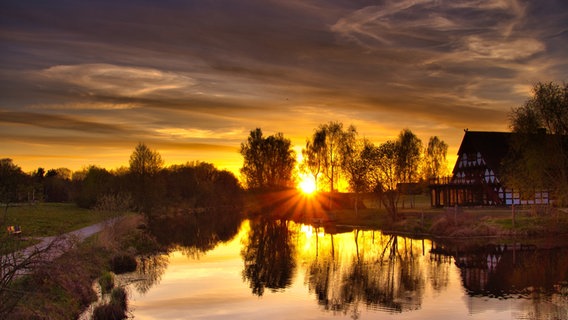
[44,168,73,202]
[74,166,116,209]
[240,128,296,191]
[128,143,164,215]
[319,122,357,193]
[396,129,422,184]
[342,138,374,216]
[423,136,448,179]
[300,130,326,192]
[396,129,422,209]
[129,143,164,177]
[368,141,401,220]
[506,81,568,205]
[0,159,28,225]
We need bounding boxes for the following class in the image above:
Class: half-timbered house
[429,131,550,207]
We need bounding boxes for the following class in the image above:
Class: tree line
[240,124,449,219]
[240,81,568,216]
[0,143,243,222]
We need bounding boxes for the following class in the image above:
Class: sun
[298,177,316,195]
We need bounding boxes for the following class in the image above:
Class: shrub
[111,287,128,310]
[110,254,137,274]
[92,287,128,320]
[98,271,115,294]
[92,303,126,320]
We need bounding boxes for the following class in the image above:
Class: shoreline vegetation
[3,196,567,319]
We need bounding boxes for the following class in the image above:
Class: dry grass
[5,214,152,320]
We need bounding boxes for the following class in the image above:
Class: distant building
[429,131,550,207]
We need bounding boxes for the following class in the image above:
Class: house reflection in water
[430,242,568,298]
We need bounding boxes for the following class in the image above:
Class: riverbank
[4,199,567,319]
[327,205,568,240]
[3,214,155,320]
[246,190,568,238]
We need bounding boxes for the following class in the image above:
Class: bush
[111,287,128,310]
[92,287,128,320]
[98,271,114,294]
[92,303,126,320]
[110,254,137,274]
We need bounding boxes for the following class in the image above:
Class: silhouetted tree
[300,130,326,191]
[73,166,115,208]
[44,168,73,202]
[313,121,357,193]
[128,143,164,215]
[0,159,28,225]
[342,138,374,215]
[240,128,296,190]
[505,81,568,205]
[368,141,401,220]
[396,129,422,208]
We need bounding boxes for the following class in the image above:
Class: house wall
[429,151,550,207]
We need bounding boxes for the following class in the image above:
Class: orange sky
[1,1,567,177]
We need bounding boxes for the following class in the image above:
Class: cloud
[28,101,136,110]
[330,0,544,60]
[39,64,196,98]
[1,0,567,172]
[0,110,134,135]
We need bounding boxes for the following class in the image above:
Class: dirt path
[3,218,118,279]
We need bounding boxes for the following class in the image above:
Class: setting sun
[298,177,316,195]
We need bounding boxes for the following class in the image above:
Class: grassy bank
[3,206,151,320]
[329,204,568,239]
[3,203,111,237]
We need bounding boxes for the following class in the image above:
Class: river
[123,215,567,320]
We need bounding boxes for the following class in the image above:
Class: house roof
[453,131,512,175]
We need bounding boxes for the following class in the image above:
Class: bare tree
[1,236,64,316]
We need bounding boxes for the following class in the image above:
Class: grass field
[2,203,112,238]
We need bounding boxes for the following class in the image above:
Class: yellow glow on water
[127,220,565,320]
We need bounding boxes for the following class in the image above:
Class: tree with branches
[240,128,296,191]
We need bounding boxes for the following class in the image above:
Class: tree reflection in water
[129,209,244,293]
[241,218,297,296]
[125,214,567,319]
[305,228,432,316]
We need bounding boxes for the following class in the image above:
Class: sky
[1,0,567,176]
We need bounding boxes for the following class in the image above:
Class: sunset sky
[1,0,567,176]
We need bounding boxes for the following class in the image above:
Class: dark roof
[453,131,512,175]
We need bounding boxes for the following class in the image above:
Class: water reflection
[241,218,297,296]
[150,208,243,255]
[302,228,433,315]
[129,209,243,294]
[432,242,568,297]
[126,215,568,319]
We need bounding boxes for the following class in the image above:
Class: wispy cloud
[0,0,566,171]
[39,64,197,98]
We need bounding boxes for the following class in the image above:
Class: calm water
[124,216,568,320]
